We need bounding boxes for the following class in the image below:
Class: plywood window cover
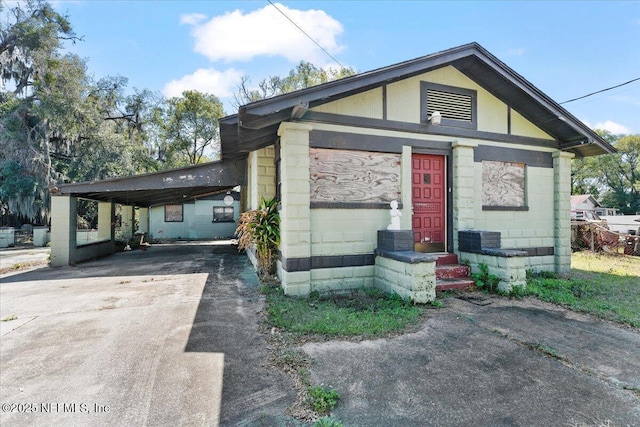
[309,148,401,204]
[482,160,528,210]
[421,81,477,129]
[164,204,184,222]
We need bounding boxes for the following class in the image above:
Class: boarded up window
[310,148,401,204]
[165,204,184,222]
[482,161,526,208]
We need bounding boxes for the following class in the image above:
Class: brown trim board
[310,129,452,154]
[279,247,553,273]
[474,145,553,168]
[303,111,559,149]
[311,202,403,209]
[280,253,375,272]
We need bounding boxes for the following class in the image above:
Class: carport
[49,159,246,267]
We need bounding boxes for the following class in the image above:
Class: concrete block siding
[374,256,436,303]
[525,255,555,272]
[474,165,555,249]
[311,210,387,256]
[247,146,276,210]
[311,266,375,294]
[460,251,527,291]
[278,123,312,296]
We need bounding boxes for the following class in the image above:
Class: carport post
[50,195,78,267]
[98,201,115,242]
[138,207,149,235]
[120,205,135,242]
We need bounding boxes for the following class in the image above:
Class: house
[49,161,245,266]
[571,194,601,212]
[570,194,619,218]
[50,43,614,299]
[147,191,240,241]
[219,42,614,297]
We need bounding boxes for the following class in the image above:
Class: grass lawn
[526,251,640,328]
[263,285,426,339]
[262,251,639,339]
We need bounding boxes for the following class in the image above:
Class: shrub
[308,385,340,415]
[236,197,280,278]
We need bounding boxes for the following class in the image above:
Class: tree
[233,60,356,107]
[1,0,80,96]
[571,130,640,214]
[597,134,640,214]
[0,0,81,223]
[163,90,225,165]
[0,1,164,224]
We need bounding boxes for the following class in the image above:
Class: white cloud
[589,120,631,135]
[184,3,345,64]
[506,48,525,56]
[180,13,207,25]
[162,67,243,98]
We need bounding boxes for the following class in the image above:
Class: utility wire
[560,77,640,104]
[269,0,636,103]
[267,0,346,69]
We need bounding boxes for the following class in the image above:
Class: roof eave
[221,42,615,158]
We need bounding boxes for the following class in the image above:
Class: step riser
[436,280,476,293]
[436,265,471,280]
[435,253,459,266]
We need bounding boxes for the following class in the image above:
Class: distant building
[570,194,619,218]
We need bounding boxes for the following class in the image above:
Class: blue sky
[37,1,640,134]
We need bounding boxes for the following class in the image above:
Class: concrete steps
[435,253,476,293]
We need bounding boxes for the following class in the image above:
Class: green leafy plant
[314,416,345,427]
[308,385,340,415]
[508,284,527,299]
[472,263,500,293]
[236,197,280,278]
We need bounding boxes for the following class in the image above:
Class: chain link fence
[571,220,640,256]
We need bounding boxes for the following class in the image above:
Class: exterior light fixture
[429,111,442,125]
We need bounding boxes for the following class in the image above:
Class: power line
[267,0,346,69]
[560,77,640,104]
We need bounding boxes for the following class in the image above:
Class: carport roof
[53,159,246,207]
[220,42,615,159]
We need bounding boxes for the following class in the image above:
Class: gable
[311,87,383,119]
[222,43,614,159]
[311,65,553,141]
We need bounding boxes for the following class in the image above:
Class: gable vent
[426,88,473,122]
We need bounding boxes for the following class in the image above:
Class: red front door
[412,154,446,252]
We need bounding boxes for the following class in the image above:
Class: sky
[12,1,640,134]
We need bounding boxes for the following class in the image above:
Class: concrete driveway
[303,295,640,426]
[0,242,298,427]
[2,243,639,426]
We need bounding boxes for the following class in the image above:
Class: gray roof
[54,159,245,207]
[220,42,614,159]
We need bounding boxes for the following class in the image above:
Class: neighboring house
[571,194,619,218]
[220,42,614,296]
[148,192,240,240]
[571,194,601,212]
[595,207,619,217]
